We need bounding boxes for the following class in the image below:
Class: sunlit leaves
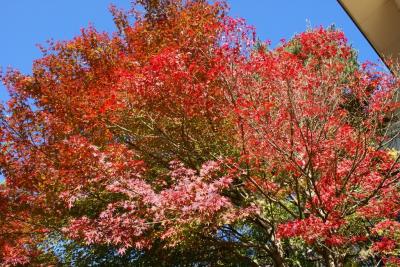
[0,0,399,266]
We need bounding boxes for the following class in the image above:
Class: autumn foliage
[1,0,400,266]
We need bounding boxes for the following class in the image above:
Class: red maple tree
[1,1,399,266]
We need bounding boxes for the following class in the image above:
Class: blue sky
[0,1,379,100]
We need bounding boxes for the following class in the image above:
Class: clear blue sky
[0,1,379,100]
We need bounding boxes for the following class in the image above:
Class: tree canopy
[1,0,400,266]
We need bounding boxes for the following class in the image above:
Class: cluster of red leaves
[0,185,47,265]
[372,220,400,261]
[60,143,238,253]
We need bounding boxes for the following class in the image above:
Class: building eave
[337,0,400,73]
